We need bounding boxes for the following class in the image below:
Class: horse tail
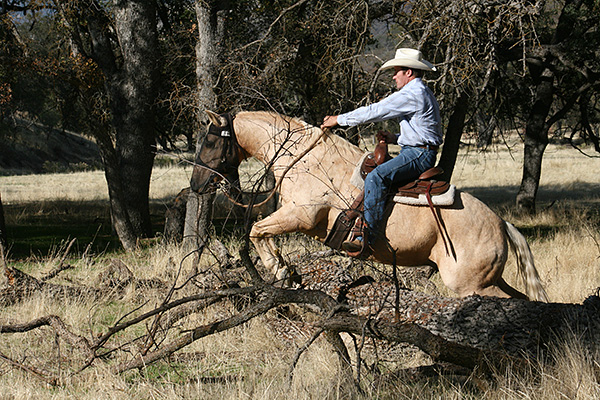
[504,221,549,302]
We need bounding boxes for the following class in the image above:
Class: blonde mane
[236,110,364,161]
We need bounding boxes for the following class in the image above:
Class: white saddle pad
[393,184,456,206]
[351,153,456,207]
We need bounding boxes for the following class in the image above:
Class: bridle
[194,113,247,194]
[199,113,243,174]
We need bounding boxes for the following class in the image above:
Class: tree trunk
[96,134,138,250]
[56,0,159,248]
[438,93,468,182]
[163,188,191,244]
[515,0,582,214]
[0,193,6,252]
[182,190,214,254]
[195,0,220,119]
[110,0,159,237]
[183,1,223,252]
[296,259,600,369]
[516,64,553,214]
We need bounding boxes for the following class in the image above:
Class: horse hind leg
[497,278,528,299]
[474,278,528,300]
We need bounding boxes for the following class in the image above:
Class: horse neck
[233,111,364,181]
[233,112,318,163]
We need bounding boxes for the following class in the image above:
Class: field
[0,138,599,399]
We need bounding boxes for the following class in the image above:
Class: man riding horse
[192,49,548,300]
[321,48,442,254]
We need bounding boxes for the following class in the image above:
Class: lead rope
[222,127,329,209]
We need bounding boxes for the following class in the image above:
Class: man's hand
[320,115,338,130]
[376,130,396,144]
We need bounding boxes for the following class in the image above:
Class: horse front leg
[249,204,323,284]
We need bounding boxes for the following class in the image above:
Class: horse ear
[205,110,227,127]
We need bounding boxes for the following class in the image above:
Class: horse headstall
[192,113,243,193]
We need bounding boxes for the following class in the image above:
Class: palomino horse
[191,110,548,301]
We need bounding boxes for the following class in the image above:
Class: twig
[287,328,325,384]
[93,286,258,350]
[287,303,350,383]
[0,315,93,359]
[0,352,58,386]
[113,289,277,374]
[41,238,77,282]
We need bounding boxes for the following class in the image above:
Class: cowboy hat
[380,48,436,72]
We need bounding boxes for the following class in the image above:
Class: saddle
[360,140,392,180]
[325,141,452,257]
[397,167,449,198]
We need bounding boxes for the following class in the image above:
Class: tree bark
[182,190,214,254]
[516,63,552,214]
[438,93,469,182]
[340,281,600,360]
[55,0,159,248]
[183,1,224,253]
[110,0,159,237]
[95,132,138,250]
[296,259,600,369]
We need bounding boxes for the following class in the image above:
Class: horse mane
[236,110,364,160]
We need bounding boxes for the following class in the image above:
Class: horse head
[190,110,242,194]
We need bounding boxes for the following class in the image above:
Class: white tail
[504,221,549,302]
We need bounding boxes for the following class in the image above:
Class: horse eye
[204,139,216,149]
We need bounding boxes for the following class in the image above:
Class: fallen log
[295,258,600,368]
[1,265,104,306]
[2,248,598,381]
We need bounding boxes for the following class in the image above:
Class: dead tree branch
[0,352,57,386]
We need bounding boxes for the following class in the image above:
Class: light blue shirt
[336,78,442,147]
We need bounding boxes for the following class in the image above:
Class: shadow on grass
[3,199,246,259]
[461,182,600,240]
[460,182,600,209]
[4,182,599,259]
[4,201,119,259]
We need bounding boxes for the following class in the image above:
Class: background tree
[510,0,600,213]
[51,0,160,249]
[373,0,599,210]
[3,0,599,252]
[181,0,226,255]
[215,0,375,131]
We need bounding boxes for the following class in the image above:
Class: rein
[222,126,329,209]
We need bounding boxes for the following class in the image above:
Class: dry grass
[0,139,599,399]
[0,164,193,204]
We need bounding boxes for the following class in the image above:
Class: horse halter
[194,113,244,193]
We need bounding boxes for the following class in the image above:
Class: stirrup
[344,219,371,258]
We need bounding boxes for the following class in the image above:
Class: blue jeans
[363,146,437,242]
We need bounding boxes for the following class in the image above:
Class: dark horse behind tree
[191,110,548,302]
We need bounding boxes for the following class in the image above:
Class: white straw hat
[380,48,436,72]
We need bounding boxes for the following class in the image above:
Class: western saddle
[324,140,450,257]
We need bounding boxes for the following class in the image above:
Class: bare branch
[0,352,57,386]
